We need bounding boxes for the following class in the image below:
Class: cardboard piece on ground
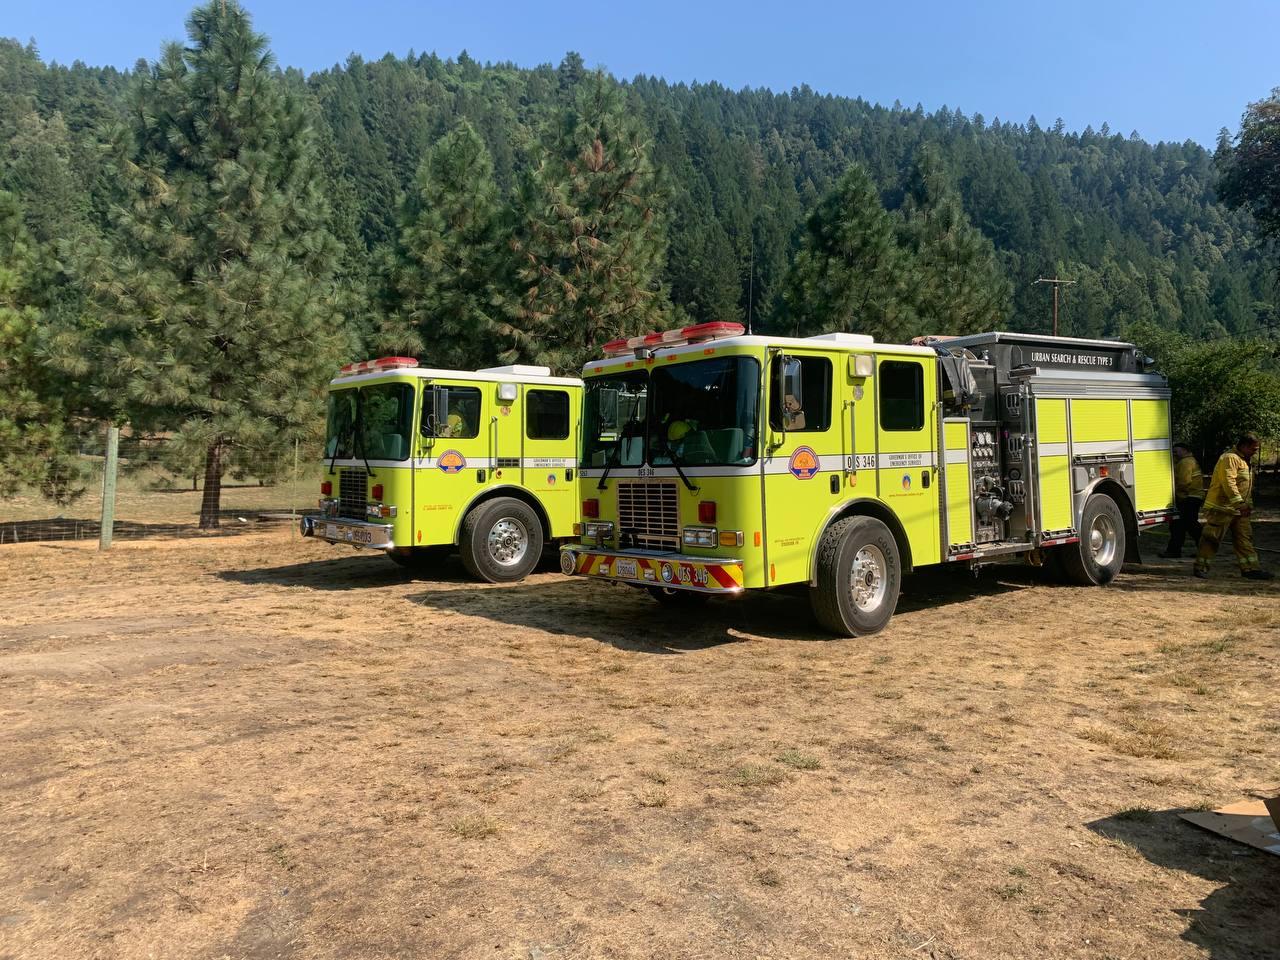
[1181,793,1280,856]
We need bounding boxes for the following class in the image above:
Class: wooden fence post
[99,425,120,550]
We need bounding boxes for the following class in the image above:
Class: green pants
[1195,510,1259,573]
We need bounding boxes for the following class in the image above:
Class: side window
[879,361,924,431]
[769,355,832,432]
[422,385,482,439]
[526,389,570,440]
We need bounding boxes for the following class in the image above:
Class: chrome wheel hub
[851,544,887,612]
[488,517,529,567]
[1090,514,1117,567]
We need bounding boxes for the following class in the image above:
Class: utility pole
[1033,276,1075,337]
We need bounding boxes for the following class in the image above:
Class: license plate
[614,559,638,579]
[325,523,338,539]
[346,527,372,544]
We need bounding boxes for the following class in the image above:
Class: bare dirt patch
[1,516,1277,959]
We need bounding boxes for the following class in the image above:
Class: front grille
[338,468,367,520]
[616,480,679,551]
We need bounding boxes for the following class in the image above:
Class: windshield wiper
[597,391,644,491]
[656,429,699,493]
[354,388,377,479]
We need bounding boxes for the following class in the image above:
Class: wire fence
[1,426,324,546]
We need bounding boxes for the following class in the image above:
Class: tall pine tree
[781,164,917,340]
[78,1,345,528]
[385,120,505,366]
[506,70,671,371]
[0,190,84,502]
[896,146,1011,335]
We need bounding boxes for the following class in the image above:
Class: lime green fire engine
[560,322,1176,636]
[303,357,583,582]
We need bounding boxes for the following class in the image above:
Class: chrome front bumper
[300,515,395,550]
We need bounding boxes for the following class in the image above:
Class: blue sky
[7,0,1276,147]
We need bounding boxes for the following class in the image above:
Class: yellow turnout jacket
[1202,451,1252,517]
[1173,453,1204,501]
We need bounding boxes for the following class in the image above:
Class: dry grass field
[1,508,1278,959]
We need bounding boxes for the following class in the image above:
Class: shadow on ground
[1087,809,1280,960]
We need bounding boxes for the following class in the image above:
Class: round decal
[500,406,511,417]
[788,445,820,480]
[901,473,912,490]
[547,473,557,486]
[437,449,466,474]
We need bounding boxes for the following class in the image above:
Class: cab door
[415,381,490,547]
[521,385,579,538]
[874,355,940,567]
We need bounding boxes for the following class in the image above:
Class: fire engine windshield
[324,383,415,462]
[582,357,759,469]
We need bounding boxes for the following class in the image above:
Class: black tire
[1061,493,1126,586]
[387,546,451,573]
[810,515,901,637]
[460,497,544,583]
[647,585,710,607]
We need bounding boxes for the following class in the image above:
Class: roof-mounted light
[601,321,745,358]
[338,356,418,375]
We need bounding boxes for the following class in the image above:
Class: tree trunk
[199,439,223,530]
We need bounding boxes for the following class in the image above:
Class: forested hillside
[1,4,1277,515]
[3,37,1275,346]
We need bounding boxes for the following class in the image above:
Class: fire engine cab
[303,357,583,582]
[560,323,1175,636]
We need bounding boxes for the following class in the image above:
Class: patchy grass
[636,787,670,808]
[729,764,788,788]
[775,749,822,770]
[450,813,500,840]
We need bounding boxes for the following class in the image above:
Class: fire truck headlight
[583,521,614,543]
[682,526,717,548]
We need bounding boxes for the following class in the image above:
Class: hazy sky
[7,0,1276,146]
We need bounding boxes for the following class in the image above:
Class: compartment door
[943,419,974,549]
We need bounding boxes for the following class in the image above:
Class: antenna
[1033,275,1076,337]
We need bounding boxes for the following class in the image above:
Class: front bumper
[560,546,745,594]
[300,515,395,550]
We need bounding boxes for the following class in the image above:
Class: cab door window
[879,361,924,431]
[421,385,482,439]
[526,389,570,440]
[770,355,832,432]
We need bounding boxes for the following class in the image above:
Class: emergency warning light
[602,322,745,358]
[338,356,418,375]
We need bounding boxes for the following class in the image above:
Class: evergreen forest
[2,2,1278,522]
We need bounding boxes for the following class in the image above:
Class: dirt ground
[2,510,1278,960]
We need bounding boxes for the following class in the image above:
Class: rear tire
[1061,493,1125,586]
[460,497,544,583]
[647,586,710,607]
[810,515,901,637]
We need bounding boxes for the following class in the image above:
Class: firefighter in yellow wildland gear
[1161,443,1204,558]
[1194,432,1273,580]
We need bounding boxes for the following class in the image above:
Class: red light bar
[339,356,418,375]
[600,322,746,358]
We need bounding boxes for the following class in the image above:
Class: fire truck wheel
[810,515,901,637]
[1061,494,1125,586]
[647,586,710,606]
[387,546,451,573]
[460,497,544,583]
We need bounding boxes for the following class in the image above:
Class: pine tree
[781,164,916,340]
[77,1,346,529]
[386,120,506,367]
[896,146,1011,335]
[506,71,671,371]
[1216,93,1280,246]
[0,190,84,502]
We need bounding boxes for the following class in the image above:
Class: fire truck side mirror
[782,357,804,415]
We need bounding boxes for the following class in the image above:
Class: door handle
[921,470,931,489]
